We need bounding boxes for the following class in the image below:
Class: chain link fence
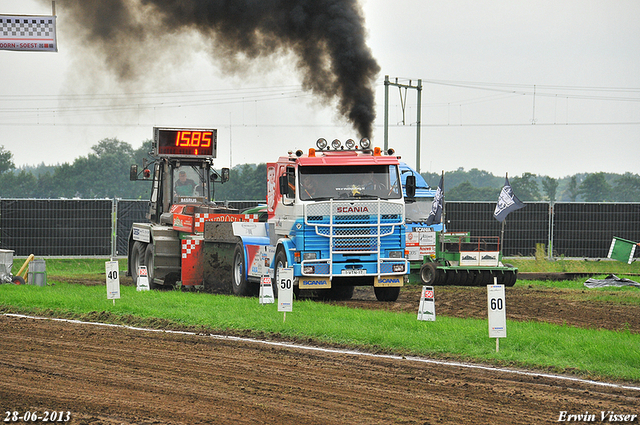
[1,199,638,259]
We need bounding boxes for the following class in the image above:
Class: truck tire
[232,243,253,296]
[374,286,400,302]
[419,262,440,286]
[321,285,354,301]
[130,241,147,284]
[273,248,289,299]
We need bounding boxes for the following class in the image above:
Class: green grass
[1,281,639,383]
[13,258,121,279]
[15,257,640,280]
[508,257,640,275]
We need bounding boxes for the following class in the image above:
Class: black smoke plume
[55,0,380,138]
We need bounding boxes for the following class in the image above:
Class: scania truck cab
[231,138,412,301]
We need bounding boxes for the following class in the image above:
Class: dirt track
[1,283,639,424]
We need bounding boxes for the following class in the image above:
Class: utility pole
[383,75,422,173]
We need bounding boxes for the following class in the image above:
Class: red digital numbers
[174,131,212,148]
[156,128,216,157]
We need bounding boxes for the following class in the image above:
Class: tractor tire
[144,244,160,289]
[130,241,147,284]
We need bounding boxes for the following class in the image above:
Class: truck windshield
[299,165,402,201]
[172,165,208,203]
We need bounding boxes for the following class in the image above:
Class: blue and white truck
[231,138,412,301]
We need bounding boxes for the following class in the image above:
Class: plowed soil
[2,281,639,424]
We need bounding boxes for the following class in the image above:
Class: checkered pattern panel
[0,17,54,38]
[181,239,201,259]
[194,213,259,232]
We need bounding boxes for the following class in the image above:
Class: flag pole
[440,170,445,256]
[500,173,507,252]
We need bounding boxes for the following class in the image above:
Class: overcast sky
[1,0,639,178]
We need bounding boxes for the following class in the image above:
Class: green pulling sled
[409,231,518,287]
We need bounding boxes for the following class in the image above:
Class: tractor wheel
[11,275,25,285]
[144,244,160,289]
[130,241,147,284]
[374,286,400,302]
[231,243,253,296]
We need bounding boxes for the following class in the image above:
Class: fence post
[548,202,554,260]
[111,198,118,259]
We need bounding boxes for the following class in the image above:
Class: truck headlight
[303,266,315,274]
[393,264,405,272]
[389,251,403,258]
[303,252,317,261]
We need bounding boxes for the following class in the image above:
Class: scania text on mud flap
[231,138,413,302]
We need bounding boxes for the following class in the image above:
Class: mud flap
[374,276,404,287]
[202,221,237,293]
[202,242,235,293]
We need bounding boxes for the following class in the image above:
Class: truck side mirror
[406,175,416,198]
[130,165,138,181]
[279,167,296,201]
[221,168,229,183]
[279,174,289,197]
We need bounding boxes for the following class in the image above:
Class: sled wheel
[11,275,25,285]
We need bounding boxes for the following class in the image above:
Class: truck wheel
[130,241,147,284]
[144,244,160,289]
[232,243,252,296]
[11,276,25,285]
[374,286,400,302]
[321,285,354,301]
[419,262,440,285]
[273,249,289,299]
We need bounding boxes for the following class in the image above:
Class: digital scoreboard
[154,127,217,158]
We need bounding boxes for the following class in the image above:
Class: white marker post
[417,286,436,321]
[105,260,121,305]
[137,266,150,291]
[277,268,294,322]
[259,275,275,304]
[487,280,507,352]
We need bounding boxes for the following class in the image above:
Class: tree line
[0,139,267,201]
[421,168,640,202]
[1,139,639,202]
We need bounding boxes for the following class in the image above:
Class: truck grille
[302,200,407,276]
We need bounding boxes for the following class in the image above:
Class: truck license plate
[342,269,366,275]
